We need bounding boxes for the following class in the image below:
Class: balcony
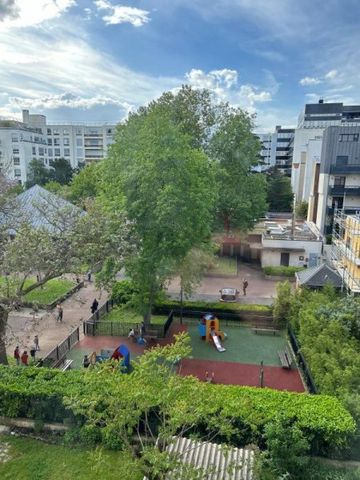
[330,186,360,196]
[330,165,360,174]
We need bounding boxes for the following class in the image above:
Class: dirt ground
[167,262,278,305]
[6,280,107,358]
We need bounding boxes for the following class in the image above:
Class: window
[11,135,18,142]
[339,133,360,142]
[47,128,52,135]
[63,129,69,135]
[334,176,346,186]
[106,128,112,135]
[63,138,70,146]
[64,148,70,156]
[54,138,60,146]
[13,157,20,165]
[48,148,53,156]
[76,148,83,156]
[12,148,19,154]
[76,128,82,135]
[48,138,52,145]
[76,138,83,146]
[53,128,59,135]
[32,146,36,155]
[54,148,60,156]
[38,147,44,156]
[336,155,348,166]
[14,168,21,177]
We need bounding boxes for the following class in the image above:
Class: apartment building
[308,126,360,235]
[291,100,360,203]
[0,110,116,184]
[330,211,360,294]
[255,126,294,175]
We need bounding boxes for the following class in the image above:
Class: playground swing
[198,313,226,352]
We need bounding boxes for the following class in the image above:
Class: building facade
[330,211,360,294]
[291,100,360,203]
[309,126,360,234]
[255,126,294,175]
[0,110,116,184]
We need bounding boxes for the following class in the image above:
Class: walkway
[6,280,107,357]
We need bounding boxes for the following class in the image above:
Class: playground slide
[211,330,226,352]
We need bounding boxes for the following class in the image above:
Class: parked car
[219,288,239,302]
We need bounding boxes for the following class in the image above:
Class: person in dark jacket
[91,298,99,314]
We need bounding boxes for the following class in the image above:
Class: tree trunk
[0,305,9,365]
[180,286,183,325]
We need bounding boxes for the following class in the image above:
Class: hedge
[154,299,272,313]
[0,366,354,454]
[263,266,305,277]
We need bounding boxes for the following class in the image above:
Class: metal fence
[288,324,317,394]
[40,327,80,368]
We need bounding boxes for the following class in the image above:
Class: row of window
[339,133,359,142]
[47,128,113,136]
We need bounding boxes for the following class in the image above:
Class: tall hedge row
[0,366,354,453]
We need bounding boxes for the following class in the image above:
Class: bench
[60,359,73,371]
[252,327,280,335]
[278,346,292,369]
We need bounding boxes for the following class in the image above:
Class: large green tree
[105,107,216,323]
[267,168,294,212]
[50,157,75,185]
[26,158,51,188]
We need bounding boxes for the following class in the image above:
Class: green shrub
[154,299,271,313]
[263,266,305,277]
[111,280,137,305]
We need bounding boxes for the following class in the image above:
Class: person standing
[21,350,29,366]
[87,270,92,282]
[242,279,249,296]
[34,335,40,351]
[91,298,99,314]
[140,321,146,337]
[14,346,20,366]
[56,304,63,322]
[83,355,90,368]
[30,345,36,363]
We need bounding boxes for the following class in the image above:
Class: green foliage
[296,201,309,220]
[154,298,271,313]
[50,157,75,185]
[68,162,102,206]
[23,278,75,305]
[111,280,137,305]
[26,158,51,188]
[273,282,293,327]
[267,168,294,212]
[263,266,304,276]
[264,415,310,477]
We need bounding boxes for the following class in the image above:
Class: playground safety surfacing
[67,323,305,392]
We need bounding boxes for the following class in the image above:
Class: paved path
[6,281,107,357]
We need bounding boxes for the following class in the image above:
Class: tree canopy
[266,168,294,212]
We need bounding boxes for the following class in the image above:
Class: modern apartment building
[255,126,294,175]
[0,110,116,184]
[291,100,360,203]
[308,126,360,234]
[330,210,360,294]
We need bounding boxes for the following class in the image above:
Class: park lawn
[23,278,76,305]
[103,306,168,325]
[0,435,142,480]
[207,256,237,276]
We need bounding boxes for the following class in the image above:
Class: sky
[0,0,359,132]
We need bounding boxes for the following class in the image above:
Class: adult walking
[14,346,20,366]
[56,303,63,322]
[91,298,99,315]
[34,335,40,351]
[21,350,29,366]
[242,279,249,296]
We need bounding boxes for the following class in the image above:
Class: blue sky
[0,0,359,132]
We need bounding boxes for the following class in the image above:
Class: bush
[111,280,137,305]
[263,266,305,277]
[154,299,271,314]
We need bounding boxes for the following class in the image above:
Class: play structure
[88,344,131,372]
[198,313,226,352]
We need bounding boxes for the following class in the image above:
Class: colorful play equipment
[111,344,131,371]
[198,313,226,352]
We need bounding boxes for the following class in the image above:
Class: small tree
[267,168,293,212]
[50,157,75,185]
[26,158,51,188]
[295,201,308,220]
[273,281,293,328]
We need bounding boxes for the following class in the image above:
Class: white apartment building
[255,126,294,175]
[0,110,116,185]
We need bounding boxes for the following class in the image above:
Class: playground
[65,318,304,392]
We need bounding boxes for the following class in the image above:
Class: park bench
[252,327,280,335]
[278,346,292,369]
[60,359,73,371]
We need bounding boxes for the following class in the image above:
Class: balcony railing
[330,186,360,196]
[330,165,360,174]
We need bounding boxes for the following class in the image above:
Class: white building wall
[261,237,322,268]
[315,173,329,233]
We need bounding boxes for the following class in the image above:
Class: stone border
[0,416,69,432]
[264,274,296,281]
[22,281,84,310]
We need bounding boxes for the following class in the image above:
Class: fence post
[56,345,59,361]
[77,327,79,341]
[111,322,113,336]
[106,300,109,312]
[67,335,71,351]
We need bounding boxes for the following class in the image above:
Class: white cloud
[299,76,322,86]
[0,0,76,30]
[325,69,338,80]
[94,0,150,27]
[0,0,19,21]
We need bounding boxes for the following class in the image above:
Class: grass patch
[103,306,168,325]
[0,435,142,480]
[207,256,237,275]
[156,299,271,312]
[23,278,76,305]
